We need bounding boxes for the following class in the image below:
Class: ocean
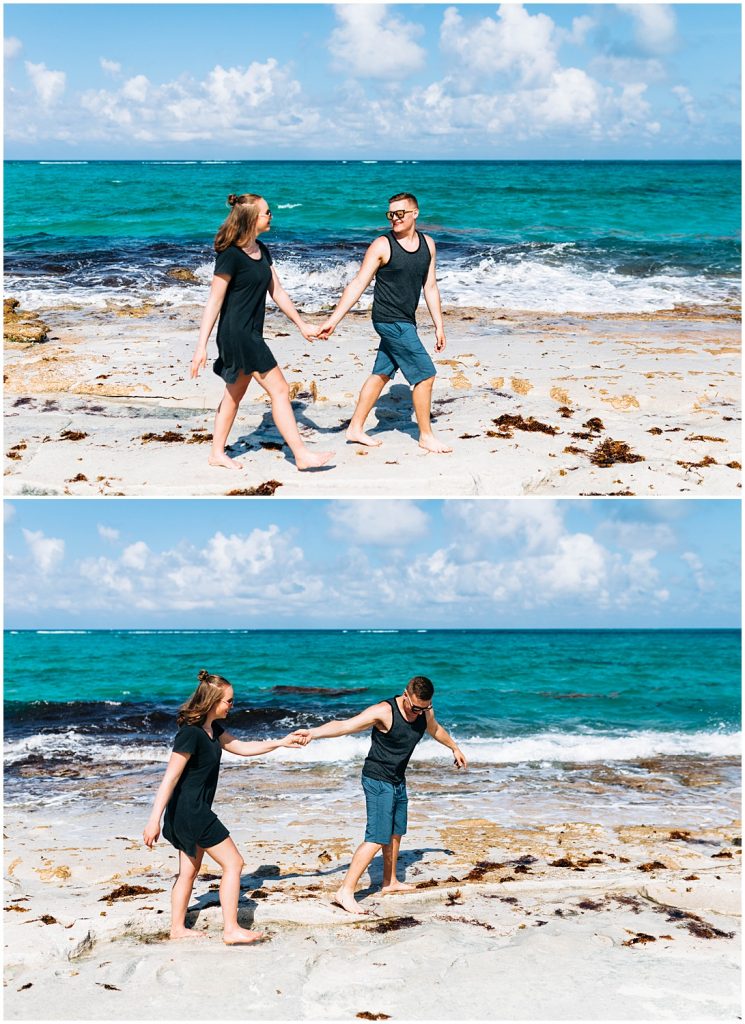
[4,160,740,315]
[4,628,740,825]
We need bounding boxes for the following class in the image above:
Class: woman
[143,669,307,945]
[191,193,333,471]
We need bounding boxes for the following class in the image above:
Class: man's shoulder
[421,232,436,252]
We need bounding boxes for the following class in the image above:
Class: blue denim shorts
[361,774,408,845]
[371,321,436,386]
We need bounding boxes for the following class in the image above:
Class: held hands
[143,819,161,848]
[190,345,208,379]
[298,321,319,343]
[315,319,336,341]
[283,730,311,748]
[452,747,468,769]
[434,326,447,353]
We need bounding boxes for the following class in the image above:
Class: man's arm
[303,701,390,740]
[317,237,389,338]
[422,236,446,353]
[426,709,467,768]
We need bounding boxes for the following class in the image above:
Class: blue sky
[4,4,740,159]
[4,498,740,629]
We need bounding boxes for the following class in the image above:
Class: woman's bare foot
[380,881,418,895]
[208,452,241,470]
[294,449,334,470]
[331,887,368,915]
[169,927,207,940]
[418,434,453,454]
[223,926,266,945]
[346,427,382,447]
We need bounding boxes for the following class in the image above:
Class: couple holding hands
[143,670,466,945]
[190,191,453,472]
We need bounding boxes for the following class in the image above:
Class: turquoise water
[4,160,740,313]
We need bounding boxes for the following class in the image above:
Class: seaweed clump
[590,440,645,467]
[226,480,283,497]
[489,414,559,438]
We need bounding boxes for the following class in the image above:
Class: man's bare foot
[418,435,453,454]
[294,449,334,470]
[380,881,418,895]
[223,926,266,945]
[169,927,207,940]
[346,427,382,447]
[331,887,368,915]
[208,452,241,470]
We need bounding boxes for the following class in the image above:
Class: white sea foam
[277,203,302,209]
[5,729,740,768]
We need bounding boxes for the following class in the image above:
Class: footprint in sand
[511,377,533,395]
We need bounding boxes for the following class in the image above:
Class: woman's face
[214,686,235,718]
[255,198,272,235]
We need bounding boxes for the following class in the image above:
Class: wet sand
[4,757,741,1021]
[3,302,741,497]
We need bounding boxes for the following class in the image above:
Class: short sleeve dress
[162,722,230,856]
[212,242,278,384]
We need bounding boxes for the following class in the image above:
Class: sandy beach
[4,300,740,498]
[4,752,740,1021]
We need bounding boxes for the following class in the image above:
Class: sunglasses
[222,697,234,706]
[386,210,414,221]
[404,692,431,713]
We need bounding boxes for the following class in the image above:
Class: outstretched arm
[302,701,390,740]
[268,268,316,342]
[426,710,467,768]
[191,274,230,378]
[220,730,309,757]
[422,236,446,353]
[317,238,388,338]
[143,751,190,846]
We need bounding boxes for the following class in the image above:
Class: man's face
[403,689,432,715]
[387,202,417,231]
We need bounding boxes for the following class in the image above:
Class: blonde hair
[214,193,263,252]
[177,669,231,726]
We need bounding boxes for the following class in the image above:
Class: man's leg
[380,834,417,894]
[412,376,452,454]
[346,374,390,447]
[334,840,382,914]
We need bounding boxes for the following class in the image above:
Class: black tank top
[371,231,432,325]
[362,697,427,784]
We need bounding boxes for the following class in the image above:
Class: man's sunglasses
[404,691,431,713]
[386,210,415,221]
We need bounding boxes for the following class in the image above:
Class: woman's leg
[253,367,333,470]
[209,373,252,469]
[170,848,207,939]
[204,836,264,944]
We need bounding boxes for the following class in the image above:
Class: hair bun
[198,668,210,683]
[227,194,238,207]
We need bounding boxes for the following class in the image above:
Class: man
[301,675,467,915]
[318,193,453,454]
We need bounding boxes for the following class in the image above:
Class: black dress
[213,242,278,383]
[162,722,230,856]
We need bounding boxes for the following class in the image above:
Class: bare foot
[331,887,368,915]
[208,452,241,470]
[380,881,418,895]
[169,928,207,940]
[346,427,382,447]
[223,926,266,945]
[418,434,453,454]
[294,449,334,470]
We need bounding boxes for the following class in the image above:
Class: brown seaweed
[366,916,420,933]
[445,889,463,905]
[491,414,559,436]
[637,861,667,872]
[226,481,283,496]
[99,884,164,903]
[590,439,645,467]
[141,431,183,443]
[60,430,88,441]
[676,455,717,470]
[356,1014,391,1021]
[622,932,657,946]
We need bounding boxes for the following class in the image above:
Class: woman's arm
[317,238,388,338]
[425,710,467,768]
[422,237,446,353]
[267,268,317,342]
[143,751,190,846]
[191,274,230,378]
[220,730,309,757]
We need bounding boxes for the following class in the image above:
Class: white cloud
[100,57,122,76]
[618,4,677,54]
[441,4,560,84]
[121,541,150,571]
[329,500,429,546]
[448,499,564,551]
[25,60,66,106]
[97,524,120,542]
[5,36,22,59]
[121,74,149,103]
[329,4,426,80]
[4,503,16,523]
[682,551,714,592]
[22,528,64,573]
[672,85,703,125]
